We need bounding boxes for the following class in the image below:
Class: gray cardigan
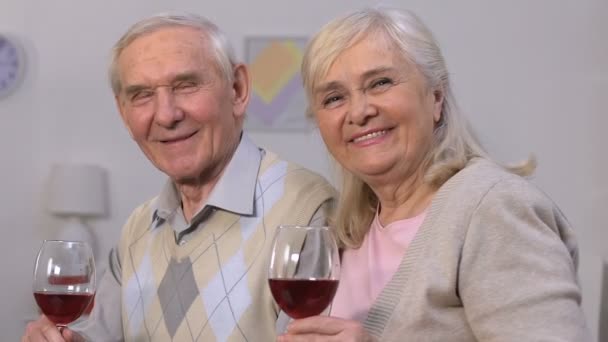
[364,158,591,341]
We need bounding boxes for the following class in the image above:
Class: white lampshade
[47,163,108,217]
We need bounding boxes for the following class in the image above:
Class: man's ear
[115,95,134,139]
[231,63,250,119]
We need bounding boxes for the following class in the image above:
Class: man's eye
[131,90,154,102]
[173,81,199,93]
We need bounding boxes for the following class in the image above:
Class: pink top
[330,210,426,322]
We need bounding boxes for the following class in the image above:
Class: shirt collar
[153,133,262,224]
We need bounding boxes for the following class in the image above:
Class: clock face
[0,35,24,98]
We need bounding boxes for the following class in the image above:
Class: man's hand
[21,315,85,342]
[277,316,376,342]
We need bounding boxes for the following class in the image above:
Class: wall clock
[0,34,26,99]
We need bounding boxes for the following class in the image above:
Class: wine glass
[268,225,340,319]
[33,240,96,328]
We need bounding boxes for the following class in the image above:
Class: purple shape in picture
[248,75,302,125]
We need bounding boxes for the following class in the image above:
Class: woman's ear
[231,63,251,119]
[432,89,444,123]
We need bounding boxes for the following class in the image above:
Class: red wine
[46,275,95,314]
[48,275,89,285]
[268,278,339,319]
[34,292,94,325]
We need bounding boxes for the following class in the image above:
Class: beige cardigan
[363,158,591,341]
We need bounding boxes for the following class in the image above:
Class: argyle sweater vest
[118,152,335,341]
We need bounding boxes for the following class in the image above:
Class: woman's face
[312,35,443,187]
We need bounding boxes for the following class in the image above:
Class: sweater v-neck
[362,166,460,337]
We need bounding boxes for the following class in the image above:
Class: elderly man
[23,13,334,342]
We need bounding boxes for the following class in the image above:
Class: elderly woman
[279,7,590,342]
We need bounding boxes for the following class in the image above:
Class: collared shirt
[71,134,330,341]
[152,133,263,245]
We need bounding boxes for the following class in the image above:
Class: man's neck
[175,134,241,222]
[176,179,219,223]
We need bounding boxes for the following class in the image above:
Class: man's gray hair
[108,12,237,96]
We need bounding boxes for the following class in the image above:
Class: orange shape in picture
[249,41,302,103]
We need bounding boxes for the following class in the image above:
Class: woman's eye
[323,95,343,106]
[371,78,392,89]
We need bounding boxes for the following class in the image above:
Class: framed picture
[244,36,311,131]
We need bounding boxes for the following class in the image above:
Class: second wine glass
[268,225,340,319]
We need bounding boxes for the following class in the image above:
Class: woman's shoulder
[436,157,558,213]
[430,158,575,255]
[450,158,535,192]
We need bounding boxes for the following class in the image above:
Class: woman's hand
[278,316,375,342]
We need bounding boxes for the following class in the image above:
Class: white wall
[590,0,608,335]
[1,0,605,340]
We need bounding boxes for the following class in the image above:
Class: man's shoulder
[259,150,333,188]
[257,150,336,225]
[115,195,162,251]
[258,150,336,204]
[122,196,159,231]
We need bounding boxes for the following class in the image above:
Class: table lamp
[46,163,108,256]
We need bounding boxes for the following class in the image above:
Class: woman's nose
[347,93,378,125]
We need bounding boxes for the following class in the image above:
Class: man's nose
[347,93,378,126]
[153,87,185,127]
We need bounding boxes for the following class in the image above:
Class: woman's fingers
[287,316,357,335]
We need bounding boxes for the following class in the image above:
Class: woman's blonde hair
[301,8,534,248]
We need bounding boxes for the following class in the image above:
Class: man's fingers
[62,327,85,342]
[22,315,66,342]
[40,323,65,342]
[23,320,47,342]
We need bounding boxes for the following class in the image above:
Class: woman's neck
[372,171,436,226]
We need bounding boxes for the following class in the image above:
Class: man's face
[115,26,247,183]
